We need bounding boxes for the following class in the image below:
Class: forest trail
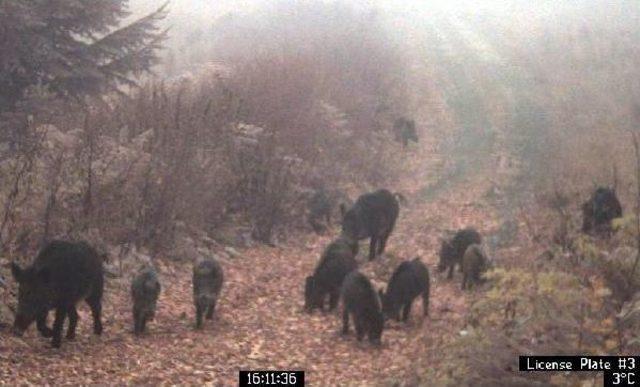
[0,17,512,387]
[0,135,503,386]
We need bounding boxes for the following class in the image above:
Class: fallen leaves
[0,133,507,385]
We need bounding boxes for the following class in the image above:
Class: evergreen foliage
[0,0,168,110]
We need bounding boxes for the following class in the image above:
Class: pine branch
[0,0,168,109]
[87,2,168,64]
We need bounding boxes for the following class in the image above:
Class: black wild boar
[380,257,430,322]
[307,188,351,234]
[193,258,224,329]
[305,237,358,313]
[393,117,418,147]
[582,187,622,234]
[341,189,400,261]
[340,271,384,345]
[131,266,161,335]
[461,244,491,290]
[11,240,104,348]
[438,227,482,279]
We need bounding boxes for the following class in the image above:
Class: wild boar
[341,189,401,261]
[11,240,104,348]
[341,271,384,345]
[305,236,358,312]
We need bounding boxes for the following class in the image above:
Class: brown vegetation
[3,1,640,385]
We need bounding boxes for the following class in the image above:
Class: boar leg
[402,301,413,322]
[422,291,429,316]
[195,304,204,329]
[206,300,216,320]
[328,290,339,311]
[140,314,148,334]
[341,308,350,335]
[368,236,378,261]
[87,275,103,335]
[354,317,365,341]
[87,295,103,335]
[66,306,78,340]
[51,307,68,348]
[134,312,142,335]
[36,313,53,338]
[378,232,390,255]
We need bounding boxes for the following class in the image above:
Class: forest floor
[0,14,526,387]
[0,128,509,385]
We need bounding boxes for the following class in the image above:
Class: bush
[424,266,619,385]
[0,1,411,254]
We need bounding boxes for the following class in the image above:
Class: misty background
[128,0,640,180]
[3,0,640,384]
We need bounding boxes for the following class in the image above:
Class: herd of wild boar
[304,189,490,345]
[10,241,225,348]
[7,140,625,348]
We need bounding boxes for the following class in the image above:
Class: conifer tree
[0,0,168,111]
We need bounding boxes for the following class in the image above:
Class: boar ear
[11,262,22,282]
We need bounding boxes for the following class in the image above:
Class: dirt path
[0,14,521,386]
[0,126,504,385]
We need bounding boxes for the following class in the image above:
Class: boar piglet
[341,271,384,346]
[380,257,430,322]
[131,266,161,335]
[305,236,358,312]
[438,227,481,279]
[582,187,622,234]
[193,258,224,329]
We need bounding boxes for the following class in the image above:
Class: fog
[3,1,640,384]
[127,0,640,74]
[124,0,640,189]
